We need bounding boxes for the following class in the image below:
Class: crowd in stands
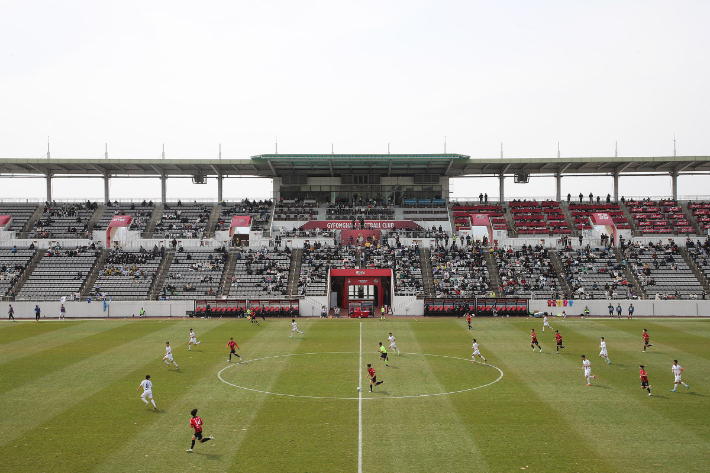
[626,199,693,235]
[32,201,97,239]
[95,200,155,233]
[153,202,210,239]
[18,246,98,301]
[163,249,225,298]
[430,245,490,297]
[217,199,272,232]
[275,201,319,221]
[230,248,291,297]
[495,245,561,298]
[326,202,394,221]
[559,246,637,299]
[0,203,39,232]
[93,247,163,300]
[299,242,356,296]
[0,247,34,298]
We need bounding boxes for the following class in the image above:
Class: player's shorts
[230,349,236,354]
[472,350,481,356]
[557,341,563,346]
[371,376,377,383]
[600,349,608,357]
[641,381,649,388]
[291,328,298,332]
[194,431,203,440]
[141,390,152,399]
[644,340,650,345]
[531,341,539,346]
[584,369,591,377]
[380,352,388,360]
[675,375,682,383]
[165,354,174,361]
[389,343,397,349]
[543,322,550,327]
[190,337,197,343]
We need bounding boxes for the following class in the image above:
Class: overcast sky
[1,1,709,201]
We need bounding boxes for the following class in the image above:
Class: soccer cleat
[209,436,214,440]
[587,383,591,386]
[187,449,193,452]
[593,375,597,379]
[607,360,611,364]
[671,389,676,392]
[686,385,690,390]
[153,406,157,410]
[648,393,652,396]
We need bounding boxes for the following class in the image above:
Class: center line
[358,321,363,473]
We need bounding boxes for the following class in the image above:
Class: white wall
[528,299,710,317]
[6,300,195,319]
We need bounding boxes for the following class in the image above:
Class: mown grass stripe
[0,320,80,344]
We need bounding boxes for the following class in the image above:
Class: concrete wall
[528,299,710,317]
[6,300,195,319]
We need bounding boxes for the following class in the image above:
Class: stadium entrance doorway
[329,269,392,311]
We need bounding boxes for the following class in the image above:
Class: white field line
[358,321,363,473]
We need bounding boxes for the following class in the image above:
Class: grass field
[2,316,709,472]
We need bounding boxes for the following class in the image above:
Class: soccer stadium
[3,2,710,472]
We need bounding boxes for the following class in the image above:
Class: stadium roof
[0,154,709,178]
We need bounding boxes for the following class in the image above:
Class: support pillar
[555,173,562,202]
[46,173,52,202]
[671,172,678,200]
[613,172,619,202]
[498,174,505,203]
[161,175,167,204]
[104,175,110,203]
[217,175,223,203]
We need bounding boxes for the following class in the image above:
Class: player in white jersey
[188,329,201,351]
[163,342,179,369]
[581,355,596,386]
[599,337,610,364]
[670,360,689,392]
[471,339,487,363]
[542,315,553,332]
[290,319,305,338]
[137,375,157,409]
[387,333,400,354]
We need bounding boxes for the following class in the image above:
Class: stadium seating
[624,242,703,298]
[93,248,163,300]
[153,202,211,239]
[0,247,35,298]
[18,247,98,301]
[216,199,272,232]
[393,245,423,296]
[559,247,636,299]
[94,201,155,234]
[32,202,97,239]
[568,203,631,231]
[299,243,355,296]
[230,248,290,297]
[451,203,507,232]
[430,245,491,297]
[0,203,40,232]
[625,200,693,235]
[276,200,319,221]
[162,249,226,299]
[495,245,561,298]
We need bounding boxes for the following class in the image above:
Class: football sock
[229,355,231,361]
[202,437,211,444]
[681,382,689,388]
[647,388,651,393]
[143,399,149,405]
[196,341,200,344]
[164,360,170,365]
[151,399,156,407]
[191,440,196,449]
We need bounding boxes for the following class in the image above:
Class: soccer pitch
[1,317,709,472]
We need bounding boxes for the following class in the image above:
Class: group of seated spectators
[231,247,290,296]
[495,244,560,298]
[153,202,210,239]
[430,245,491,297]
[560,246,637,299]
[99,247,163,279]
[299,242,356,295]
[217,199,272,231]
[33,201,97,238]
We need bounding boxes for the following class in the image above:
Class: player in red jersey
[555,330,565,354]
[187,408,213,452]
[530,329,542,352]
[639,365,652,396]
[642,329,654,352]
[227,338,240,362]
[466,311,472,330]
[366,364,384,392]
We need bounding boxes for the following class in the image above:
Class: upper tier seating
[430,245,491,297]
[230,248,291,297]
[94,201,155,234]
[569,203,631,232]
[275,201,319,221]
[626,200,693,235]
[685,202,710,233]
[559,247,636,299]
[93,248,163,300]
[624,242,703,298]
[153,202,211,239]
[32,202,98,239]
[326,202,394,221]
[452,203,507,232]
[0,247,35,298]
[162,249,226,299]
[216,199,272,232]
[495,245,561,298]
[509,200,572,235]
[402,199,448,221]
[18,247,98,301]
[0,203,40,232]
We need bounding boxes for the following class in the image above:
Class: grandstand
[1,153,710,316]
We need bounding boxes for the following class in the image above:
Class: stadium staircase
[9,250,44,297]
[613,247,647,299]
[142,204,164,238]
[680,202,704,236]
[87,205,106,234]
[217,248,239,297]
[419,247,436,297]
[679,248,710,293]
[483,250,501,295]
[80,249,111,297]
[559,202,579,237]
[287,249,303,296]
[19,204,45,238]
[205,203,222,238]
[147,249,174,300]
[549,250,572,295]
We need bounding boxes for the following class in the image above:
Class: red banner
[230,215,252,236]
[299,220,421,230]
[590,212,617,245]
[341,229,381,245]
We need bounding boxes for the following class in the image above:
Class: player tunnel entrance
[329,269,392,312]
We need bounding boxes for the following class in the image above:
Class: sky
[1,0,709,201]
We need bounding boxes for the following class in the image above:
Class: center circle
[217,352,504,400]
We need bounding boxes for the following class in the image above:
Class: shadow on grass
[194,452,222,461]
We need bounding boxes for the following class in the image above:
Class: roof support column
[555,173,562,202]
[46,173,52,203]
[671,172,678,200]
[104,174,110,204]
[613,172,619,202]
[217,174,223,203]
[160,175,167,204]
[498,174,505,204]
